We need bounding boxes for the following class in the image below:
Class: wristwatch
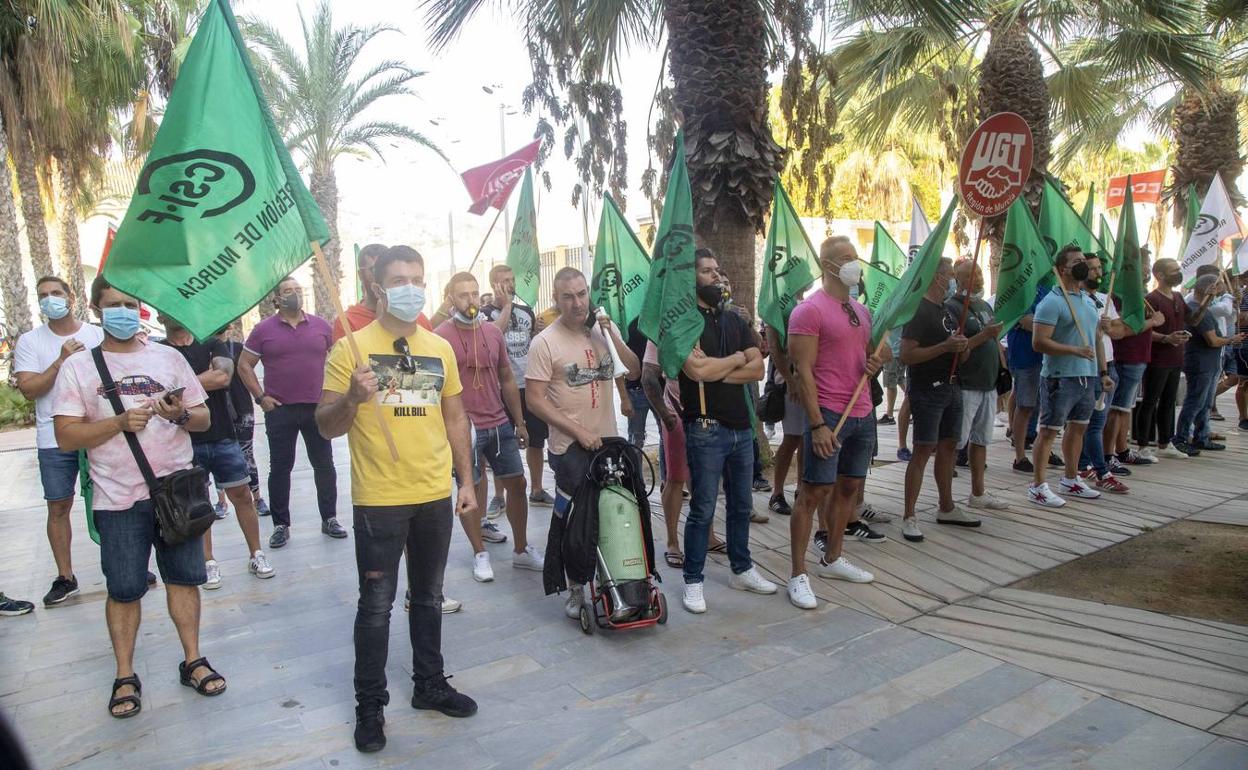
[170,410,192,426]
[254,394,265,405]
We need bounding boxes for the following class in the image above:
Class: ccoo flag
[505,168,541,307]
[461,139,541,216]
[639,130,703,378]
[103,0,328,340]
[993,198,1049,336]
[758,179,820,346]
[865,223,904,315]
[869,197,956,348]
[1114,181,1148,333]
[590,193,650,330]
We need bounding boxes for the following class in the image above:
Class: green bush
[0,383,34,429]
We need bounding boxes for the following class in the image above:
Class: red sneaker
[1094,474,1129,494]
[1078,468,1098,483]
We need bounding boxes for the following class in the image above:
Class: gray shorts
[959,388,996,448]
[781,395,806,437]
[1011,364,1042,409]
[883,360,905,390]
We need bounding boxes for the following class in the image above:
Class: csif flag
[102,0,329,340]
[865,223,904,315]
[869,197,956,348]
[1182,182,1201,245]
[590,192,650,331]
[1179,172,1241,282]
[1114,181,1148,333]
[1080,183,1095,228]
[639,130,703,379]
[758,179,820,346]
[1099,213,1118,289]
[505,168,541,307]
[1038,178,1102,261]
[461,139,541,215]
[993,198,1049,337]
[908,194,931,258]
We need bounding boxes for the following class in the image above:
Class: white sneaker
[994,411,1009,427]
[512,545,544,571]
[564,584,583,618]
[728,566,778,595]
[480,518,508,543]
[968,493,1008,511]
[901,517,924,542]
[787,574,817,609]
[682,582,707,614]
[204,560,221,590]
[815,556,874,583]
[248,551,275,579]
[1138,447,1158,461]
[441,597,463,614]
[937,506,983,527]
[1059,477,1102,499]
[472,551,494,582]
[1156,445,1188,459]
[1028,482,1067,508]
[486,495,506,520]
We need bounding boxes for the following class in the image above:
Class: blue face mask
[849,284,860,300]
[39,295,69,320]
[101,307,140,340]
[385,284,426,323]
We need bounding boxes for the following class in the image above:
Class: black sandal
[179,657,227,696]
[664,551,685,568]
[108,675,142,719]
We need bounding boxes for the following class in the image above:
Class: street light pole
[500,103,510,251]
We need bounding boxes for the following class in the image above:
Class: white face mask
[837,261,862,288]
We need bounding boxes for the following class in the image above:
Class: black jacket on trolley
[542,437,659,595]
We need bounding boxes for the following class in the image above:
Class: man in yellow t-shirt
[315,245,478,755]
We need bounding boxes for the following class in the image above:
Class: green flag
[864,223,904,315]
[1080,183,1095,228]
[590,193,650,331]
[994,198,1049,337]
[1099,213,1118,290]
[1114,182,1148,333]
[759,179,820,346]
[1038,179,1102,261]
[1183,182,1202,245]
[639,130,703,378]
[103,0,328,339]
[506,168,541,307]
[869,197,956,348]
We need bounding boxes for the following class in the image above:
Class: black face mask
[697,283,726,308]
[1069,262,1090,281]
[1085,276,1101,290]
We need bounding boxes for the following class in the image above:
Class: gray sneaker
[481,519,508,543]
[486,495,505,520]
[529,490,556,506]
[937,506,983,527]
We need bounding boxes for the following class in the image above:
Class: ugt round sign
[958,112,1034,218]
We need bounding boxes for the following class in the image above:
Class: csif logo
[135,150,255,225]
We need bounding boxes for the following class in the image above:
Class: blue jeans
[1080,367,1117,476]
[625,385,650,448]
[1176,361,1218,444]
[683,421,754,584]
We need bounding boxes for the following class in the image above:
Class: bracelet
[811,422,829,432]
[170,410,191,426]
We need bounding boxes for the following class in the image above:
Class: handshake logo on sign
[964,132,1027,199]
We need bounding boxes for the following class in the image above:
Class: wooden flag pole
[833,337,890,437]
[1101,269,1117,319]
[310,240,400,462]
[1050,264,1091,348]
[465,204,508,274]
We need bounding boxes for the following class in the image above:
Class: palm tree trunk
[0,119,32,345]
[663,0,784,317]
[309,168,341,320]
[1168,86,1244,228]
[53,160,87,320]
[11,122,53,280]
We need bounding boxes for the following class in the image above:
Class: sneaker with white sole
[994,411,1009,427]
[441,597,463,614]
[1058,477,1101,499]
[512,545,544,571]
[901,517,924,542]
[564,584,583,619]
[967,493,1008,511]
[1136,447,1158,461]
[1155,444,1188,459]
[937,506,983,527]
[728,566,778,595]
[204,560,222,590]
[480,519,508,544]
[472,551,494,582]
[1027,482,1066,508]
[249,551,275,579]
[787,574,817,609]
[815,556,874,583]
[682,582,707,613]
[486,495,505,520]
[856,504,894,524]
[845,520,887,542]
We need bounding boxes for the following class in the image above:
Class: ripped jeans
[352,498,453,709]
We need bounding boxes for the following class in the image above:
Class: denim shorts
[95,499,206,602]
[38,448,80,501]
[1011,364,1042,409]
[473,422,525,484]
[959,388,996,448]
[781,396,807,437]
[1110,362,1146,412]
[909,384,963,444]
[192,438,251,490]
[802,408,875,485]
[1039,376,1094,429]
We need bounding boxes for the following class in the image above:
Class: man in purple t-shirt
[237,276,341,549]
[436,272,542,583]
[785,236,886,610]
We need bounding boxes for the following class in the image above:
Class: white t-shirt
[1093,291,1117,364]
[14,322,105,449]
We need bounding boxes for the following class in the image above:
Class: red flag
[461,140,540,215]
[1106,169,1166,208]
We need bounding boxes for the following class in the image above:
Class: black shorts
[518,388,549,449]
[909,384,963,445]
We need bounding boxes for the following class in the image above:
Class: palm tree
[246,0,444,319]
[0,112,31,345]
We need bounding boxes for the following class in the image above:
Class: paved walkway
[2,400,1247,769]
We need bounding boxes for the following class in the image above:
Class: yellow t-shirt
[323,320,462,506]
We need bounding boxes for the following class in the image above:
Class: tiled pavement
[2,404,1247,769]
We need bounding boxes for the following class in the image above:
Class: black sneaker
[1172,439,1202,457]
[0,593,34,616]
[813,530,828,553]
[43,575,79,607]
[956,447,969,467]
[1194,440,1226,451]
[1106,456,1132,476]
[768,495,792,516]
[146,571,158,586]
[752,477,772,493]
[269,525,290,549]
[845,521,886,543]
[1210,410,1226,422]
[878,414,896,425]
[354,704,386,753]
[322,517,349,538]
[1012,457,1034,473]
[411,674,477,718]
[1239,419,1248,431]
[1047,452,1063,468]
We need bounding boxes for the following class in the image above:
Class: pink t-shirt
[434,320,509,430]
[526,321,618,455]
[51,342,207,511]
[642,341,682,413]
[787,289,873,419]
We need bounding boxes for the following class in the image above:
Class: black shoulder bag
[91,346,215,546]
